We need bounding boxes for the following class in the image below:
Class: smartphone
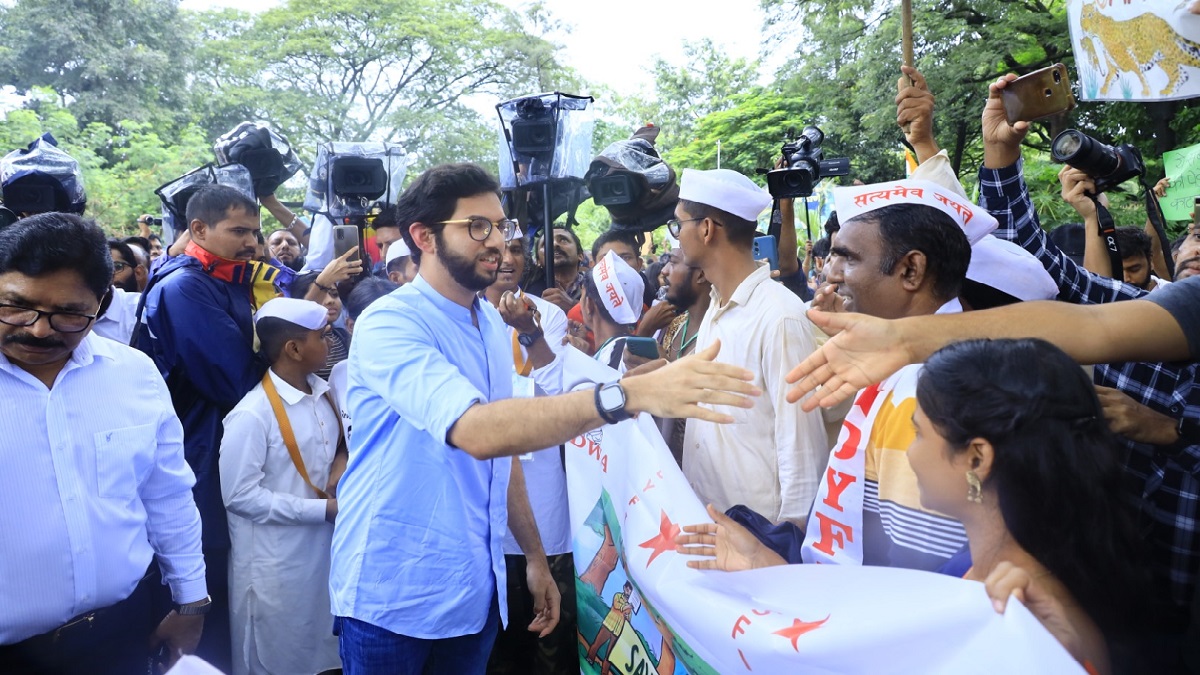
[624,336,661,360]
[1002,63,1076,125]
[1193,196,1200,225]
[333,224,360,262]
[753,235,779,271]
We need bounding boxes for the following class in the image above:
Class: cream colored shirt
[683,263,829,524]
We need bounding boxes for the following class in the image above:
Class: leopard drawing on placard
[1080,2,1200,97]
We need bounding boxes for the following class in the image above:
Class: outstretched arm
[786,298,1191,411]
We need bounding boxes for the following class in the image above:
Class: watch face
[598,383,625,410]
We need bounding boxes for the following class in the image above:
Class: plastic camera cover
[302,142,408,219]
[154,163,255,244]
[213,121,303,197]
[0,133,87,214]
[591,138,671,188]
[496,92,594,188]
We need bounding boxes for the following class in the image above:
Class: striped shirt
[861,365,968,570]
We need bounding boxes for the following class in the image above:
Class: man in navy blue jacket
[135,185,268,671]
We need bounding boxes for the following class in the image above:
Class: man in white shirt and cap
[671,168,829,525]
[219,296,346,675]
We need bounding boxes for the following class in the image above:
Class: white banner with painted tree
[562,350,1084,674]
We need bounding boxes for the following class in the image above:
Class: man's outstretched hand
[785,309,915,411]
[624,340,759,423]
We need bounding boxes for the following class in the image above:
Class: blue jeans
[337,598,500,675]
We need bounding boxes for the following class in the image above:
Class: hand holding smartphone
[1001,63,1076,125]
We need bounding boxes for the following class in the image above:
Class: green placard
[1162,142,1200,221]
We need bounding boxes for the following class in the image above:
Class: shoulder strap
[261,372,329,499]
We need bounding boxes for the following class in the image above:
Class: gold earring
[966,470,983,504]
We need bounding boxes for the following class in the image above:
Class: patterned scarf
[184,240,280,310]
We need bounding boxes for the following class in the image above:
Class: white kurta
[501,292,572,556]
[219,371,341,675]
[683,263,830,525]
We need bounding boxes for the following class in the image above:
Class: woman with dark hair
[677,338,1143,673]
[908,338,1144,674]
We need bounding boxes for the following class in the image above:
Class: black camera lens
[1051,130,1121,177]
[331,157,388,201]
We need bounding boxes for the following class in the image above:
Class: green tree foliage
[753,0,1199,227]
[190,0,570,172]
[0,0,578,234]
[0,0,194,133]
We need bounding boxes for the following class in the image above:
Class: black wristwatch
[517,327,544,347]
[177,596,212,616]
[595,382,631,424]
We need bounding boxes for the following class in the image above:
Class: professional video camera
[0,133,87,217]
[584,124,679,234]
[766,126,850,200]
[155,163,256,244]
[303,142,407,224]
[214,122,303,197]
[497,92,594,190]
[1050,129,1144,194]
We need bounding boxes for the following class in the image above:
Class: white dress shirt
[683,263,829,524]
[91,287,141,345]
[0,333,206,644]
[219,370,340,675]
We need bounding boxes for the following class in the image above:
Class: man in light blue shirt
[330,163,761,674]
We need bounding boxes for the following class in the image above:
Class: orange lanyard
[261,372,344,498]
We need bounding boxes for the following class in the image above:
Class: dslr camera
[766,126,850,199]
[1051,129,1144,194]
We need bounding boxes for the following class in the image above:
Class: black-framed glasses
[0,303,98,333]
[437,217,521,242]
[112,261,132,272]
[666,217,705,238]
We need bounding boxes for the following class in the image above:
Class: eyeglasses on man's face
[437,217,521,242]
[112,261,132,273]
[0,303,99,333]
[666,217,705,238]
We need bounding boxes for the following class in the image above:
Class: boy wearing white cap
[384,236,417,286]
[218,297,345,675]
[672,168,829,525]
[582,250,646,372]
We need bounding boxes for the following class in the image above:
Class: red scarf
[184,240,254,284]
[184,241,280,310]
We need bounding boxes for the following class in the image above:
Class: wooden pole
[900,0,914,133]
[901,0,914,70]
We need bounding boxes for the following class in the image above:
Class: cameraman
[979,72,1200,670]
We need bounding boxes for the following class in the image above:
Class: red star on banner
[773,616,829,652]
[638,509,680,567]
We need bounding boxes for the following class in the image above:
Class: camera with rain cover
[766,126,850,199]
[1050,129,1144,194]
[0,133,87,217]
[303,142,407,223]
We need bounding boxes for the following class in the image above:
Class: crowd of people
[4,62,1200,675]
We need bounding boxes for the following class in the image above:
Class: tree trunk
[951,120,967,175]
[1146,101,1179,157]
[580,523,618,595]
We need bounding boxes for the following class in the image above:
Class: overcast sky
[177,0,772,97]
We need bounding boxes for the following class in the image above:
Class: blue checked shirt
[980,160,1200,623]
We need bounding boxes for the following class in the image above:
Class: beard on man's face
[436,231,500,292]
[115,276,139,293]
